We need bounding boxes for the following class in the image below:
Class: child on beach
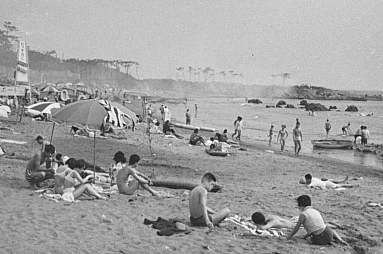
[116,154,159,196]
[277,124,288,152]
[268,124,274,146]
[232,116,243,141]
[293,122,303,156]
[287,195,347,245]
[189,173,230,229]
[251,212,294,230]
[301,174,358,190]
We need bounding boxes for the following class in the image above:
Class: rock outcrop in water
[345,105,358,112]
[305,103,329,111]
[248,99,263,104]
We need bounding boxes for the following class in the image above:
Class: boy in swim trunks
[116,154,159,196]
[287,195,347,245]
[293,122,303,156]
[189,173,230,229]
[277,124,288,152]
[251,212,294,230]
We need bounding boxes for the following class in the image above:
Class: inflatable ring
[60,89,69,101]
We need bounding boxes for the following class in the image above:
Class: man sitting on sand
[301,174,357,190]
[287,195,347,245]
[251,212,294,230]
[116,154,159,196]
[189,129,205,146]
[189,173,230,229]
[25,153,55,188]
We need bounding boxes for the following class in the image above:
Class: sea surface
[160,97,383,169]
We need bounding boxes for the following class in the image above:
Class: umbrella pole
[49,122,56,145]
[93,130,96,183]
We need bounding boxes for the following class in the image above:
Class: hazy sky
[1,0,383,90]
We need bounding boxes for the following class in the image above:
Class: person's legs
[139,183,159,196]
[74,183,106,200]
[281,139,285,151]
[232,130,237,139]
[211,208,230,225]
[332,229,348,245]
[237,130,241,140]
[294,140,298,155]
[297,141,302,155]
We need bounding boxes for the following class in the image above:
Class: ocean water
[158,97,383,169]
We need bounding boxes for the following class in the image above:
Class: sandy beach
[1,99,383,254]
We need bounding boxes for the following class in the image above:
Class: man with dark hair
[189,129,205,146]
[251,212,294,230]
[116,154,158,196]
[287,195,347,245]
[189,173,230,229]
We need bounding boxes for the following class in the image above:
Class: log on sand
[152,179,222,192]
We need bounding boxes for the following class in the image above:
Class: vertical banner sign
[16,40,29,83]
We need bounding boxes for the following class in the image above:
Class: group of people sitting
[189,128,229,150]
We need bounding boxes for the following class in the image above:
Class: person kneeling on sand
[55,158,106,201]
[301,174,357,190]
[287,195,347,245]
[251,212,294,230]
[189,173,230,229]
[116,154,159,196]
[25,153,55,188]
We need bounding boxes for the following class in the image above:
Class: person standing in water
[293,122,303,156]
[194,104,198,118]
[277,124,289,152]
[185,109,191,125]
[324,119,331,137]
[268,124,275,146]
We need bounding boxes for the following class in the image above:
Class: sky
[1,0,383,90]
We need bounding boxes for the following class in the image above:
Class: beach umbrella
[52,99,112,179]
[26,102,62,116]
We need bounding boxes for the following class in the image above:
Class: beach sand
[1,102,383,254]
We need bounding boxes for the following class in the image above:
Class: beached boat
[311,139,353,149]
[171,122,216,132]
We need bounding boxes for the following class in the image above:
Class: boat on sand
[311,139,353,149]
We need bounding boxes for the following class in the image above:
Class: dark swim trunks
[311,226,334,245]
[190,215,213,227]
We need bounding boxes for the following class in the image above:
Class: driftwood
[152,179,222,192]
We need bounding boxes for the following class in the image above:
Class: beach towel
[225,215,298,238]
[144,217,191,236]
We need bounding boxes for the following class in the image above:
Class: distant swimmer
[268,124,274,146]
[293,122,303,156]
[277,124,289,152]
[232,116,243,141]
[324,119,331,137]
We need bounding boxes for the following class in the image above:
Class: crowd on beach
[19,101,368,249]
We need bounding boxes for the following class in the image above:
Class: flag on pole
[15,40,29,83]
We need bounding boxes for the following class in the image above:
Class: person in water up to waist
[287,195,347,246]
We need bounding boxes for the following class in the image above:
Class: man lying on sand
[116,154,159,196]
[301,174,358,190]
[189,173,230,229]
[55,158,106,200]
[287,195,347,245]
[25,153,55,188]
[251,212,294,230]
